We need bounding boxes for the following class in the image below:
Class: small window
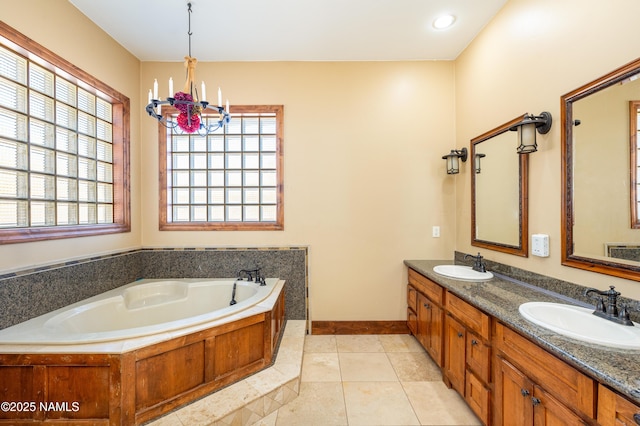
[0,22,130,244]
[160,105,284,230]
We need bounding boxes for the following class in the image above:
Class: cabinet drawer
[465,370,490,425]
[494,322,595,419]
[408,269,443,305]
[598,384,640,426]
[407,307,417,336]
[446,292,490,340]
[466,330,490,383]
[407,285,418,313]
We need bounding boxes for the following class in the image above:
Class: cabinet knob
[423,303,431,309]
[634,413,640,425]
[531,397,541,406]
[471,339,479,346]
[520,389,530,397]
[457,332,463,338]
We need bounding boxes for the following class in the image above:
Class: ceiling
[68,0,507,62]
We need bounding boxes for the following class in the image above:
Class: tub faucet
[237,267,266,286]
[584,286,633,326]
[464,252,487,273]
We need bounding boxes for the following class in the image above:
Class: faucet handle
[618,304,635,326]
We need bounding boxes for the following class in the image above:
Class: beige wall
[455,0,640,299]
[140,61,457,321]
[0,0,141,271]
[4,0,640,322]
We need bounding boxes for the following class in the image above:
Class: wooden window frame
[0,22,130,244]
[159,105,284,231]
[630,100,640,229]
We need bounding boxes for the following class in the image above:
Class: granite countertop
[404,259,640,405]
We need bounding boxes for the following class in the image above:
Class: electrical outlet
[532,234,549,257]
[432,226,440,238]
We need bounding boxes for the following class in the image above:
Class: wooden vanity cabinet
[598,384,640,426]
[408,268,444,367]
[444,293,491,425]
[493,322,596,426]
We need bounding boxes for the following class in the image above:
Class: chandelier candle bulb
[218,87,222,107]
[148,89,152,104]
[169,77,173,97]
[153,79,158,100]
[201,81,206,102]
[226,99,229,113]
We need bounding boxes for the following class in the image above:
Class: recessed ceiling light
[433,14,456,30]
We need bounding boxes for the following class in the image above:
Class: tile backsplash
[0,247,308,330]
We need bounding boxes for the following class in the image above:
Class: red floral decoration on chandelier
[173,91,193,113]
[177,111,200,133]
[173,91,202,133]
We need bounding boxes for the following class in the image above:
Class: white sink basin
[519,302,640,350]
[432,265,494,281]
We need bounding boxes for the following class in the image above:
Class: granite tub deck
[148,319,305,426]
[404,259,640,405]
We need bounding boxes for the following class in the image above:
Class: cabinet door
[444,314,466,394]
[427,301,443,367]
[466,330,490,383]
[417,293,443,367]
[532,385,587,426]
[494,356,533,426]
[416,292,431,351]
[598,384,640,426]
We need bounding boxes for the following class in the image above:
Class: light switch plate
[532,234,549,257]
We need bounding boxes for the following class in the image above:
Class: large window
[0,22,130,244]
[160,105,283,230]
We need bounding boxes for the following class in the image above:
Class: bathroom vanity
[405,260,640,426]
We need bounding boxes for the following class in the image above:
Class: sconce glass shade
[511,111,552,154]
[517,122,538,154]
[442,147,467,174]
[474,153,486,174]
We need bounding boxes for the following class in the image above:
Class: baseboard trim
[311,320,410,335]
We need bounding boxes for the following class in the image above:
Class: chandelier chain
[187,2,193,58]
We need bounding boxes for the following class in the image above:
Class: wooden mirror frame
[471,116,529,257]
[561,57,640,281]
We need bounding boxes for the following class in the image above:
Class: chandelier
[145,2,230,134]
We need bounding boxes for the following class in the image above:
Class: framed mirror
[562,57,640,281]
[471,116,529,257]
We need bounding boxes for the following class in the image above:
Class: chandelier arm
[145,99,230,131]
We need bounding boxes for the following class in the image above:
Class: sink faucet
[584,286,633,326]
[464,252,487,273]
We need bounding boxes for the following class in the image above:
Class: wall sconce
[509,111,552,154]
[474,153,486,174]
[442,148,467,174]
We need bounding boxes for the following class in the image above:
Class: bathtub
[0,277,280,345]
[0,277,286,425]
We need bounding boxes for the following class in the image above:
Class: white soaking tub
[0,277,281,345]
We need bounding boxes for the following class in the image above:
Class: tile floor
[255,334,481,426]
